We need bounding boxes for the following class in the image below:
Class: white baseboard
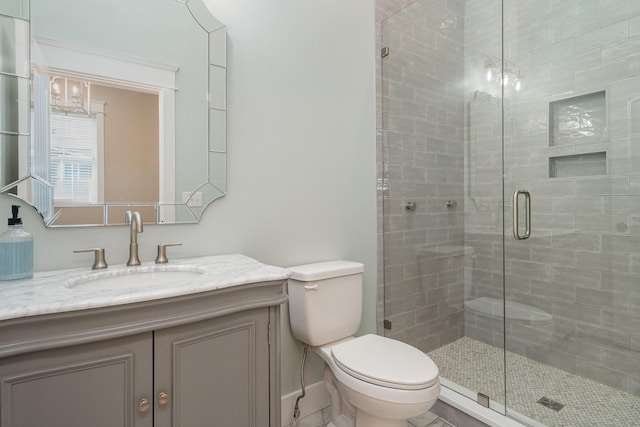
[281,380,330,426]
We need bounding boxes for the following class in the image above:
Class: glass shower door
[503,1,640,424]
[380,0,508,415]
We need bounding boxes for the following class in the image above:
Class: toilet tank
[287,261,364,347]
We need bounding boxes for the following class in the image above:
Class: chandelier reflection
[50,76,92,115]
[483,58,524,94]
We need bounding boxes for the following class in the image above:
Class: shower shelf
[549,151,607,178]
[547,91,608,178]
[464,297,552,322]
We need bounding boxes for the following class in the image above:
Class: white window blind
[48,114,98,204]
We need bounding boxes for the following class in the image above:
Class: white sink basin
[64,266,205,291]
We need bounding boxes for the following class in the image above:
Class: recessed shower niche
[549,91,606,146]
[548,91,607,178]
[549,151,606,178]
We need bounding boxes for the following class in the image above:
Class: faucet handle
[155,243,182,264]
[74,248,108,270]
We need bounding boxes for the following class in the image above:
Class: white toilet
[287,261,440,427]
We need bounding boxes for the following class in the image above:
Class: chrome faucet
[125,211,143,266]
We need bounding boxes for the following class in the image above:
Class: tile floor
[286,407,454,427]
[409,411,455,427]
[429,337,640,427]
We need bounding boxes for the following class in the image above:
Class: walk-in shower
[379,1,640,425]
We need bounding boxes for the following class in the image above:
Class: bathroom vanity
[0,254,289,427]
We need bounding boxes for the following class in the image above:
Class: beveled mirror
[0,0,226,226]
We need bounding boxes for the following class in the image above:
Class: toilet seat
[331,334,439,390]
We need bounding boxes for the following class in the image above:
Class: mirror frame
[0,0,227,226]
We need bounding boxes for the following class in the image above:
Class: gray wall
[0,0,377,397]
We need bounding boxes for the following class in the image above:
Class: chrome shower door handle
[512,190,531,240]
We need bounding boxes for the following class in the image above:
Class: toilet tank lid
[288,260,364,281]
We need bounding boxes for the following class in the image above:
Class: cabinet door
[154,308,271,427]
[0,333,153,427]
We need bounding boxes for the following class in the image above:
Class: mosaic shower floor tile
[429,337,640,426]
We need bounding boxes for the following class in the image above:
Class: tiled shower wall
[462,0,640,396]
[378,0,466,353]
[380,0,640,398]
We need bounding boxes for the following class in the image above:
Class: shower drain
[537,396,565,411]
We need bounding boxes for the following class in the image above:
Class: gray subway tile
[631,255,640,274]
[630,375,640,396]
[575,214,629,233]
[578,20,629,49]
[548,335,603,364]
[602,36,640,63]
[575,287,630,311]
[576,251,631,273]
[509,259,552,281]
[577,323,629,349]
[531,279,575,302]
[575,359,629,391]
[531,38,576,66]
[601,271,640,293]
[525,345,577,373]
[552,265,601,288]
[632,295,640,317]
[601,234,640,254]
[551,300,602,325]
[601,310,640,334]
[530,246,576,267]
[576,176,630,196]
[551,198,604,214]
[632,333,640,352]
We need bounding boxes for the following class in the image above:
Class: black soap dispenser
[0,205,34,280]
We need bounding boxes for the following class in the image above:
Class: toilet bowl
[318,335,440,427]
[287,261,441,427]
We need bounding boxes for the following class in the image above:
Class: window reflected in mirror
[31,73,160,226]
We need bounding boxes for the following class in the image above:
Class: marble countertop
[0,254,290,322]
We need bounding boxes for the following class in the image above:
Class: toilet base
[322,365,434,427]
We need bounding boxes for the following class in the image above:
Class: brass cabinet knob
[158,392,170,406]
[138,398,151,413]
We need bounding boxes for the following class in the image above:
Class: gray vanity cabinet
[154,308,271,427]
[0,280,286,427]
[0,333,154,427]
